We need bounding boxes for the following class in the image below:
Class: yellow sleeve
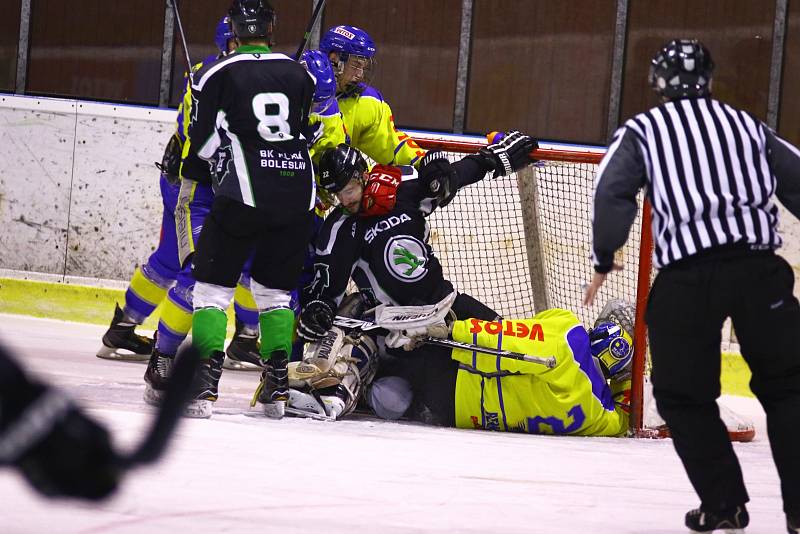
[339,88,426,167]
[308,111,348,165]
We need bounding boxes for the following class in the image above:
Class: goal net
[410,132,654,436]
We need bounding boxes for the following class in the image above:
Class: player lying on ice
[285,293,633,437]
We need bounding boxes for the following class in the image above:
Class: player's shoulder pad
[356,84,385,103]
[191,51,299,91]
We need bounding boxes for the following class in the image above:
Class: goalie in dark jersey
[181,0,316,419]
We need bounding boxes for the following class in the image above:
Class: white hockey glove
[478,130,538,178]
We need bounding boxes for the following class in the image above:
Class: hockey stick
[332,316,557,368]
[117,345,199,468]
[294,0,327,60]
[169,0,195,84]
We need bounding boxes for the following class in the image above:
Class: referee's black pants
[647,249,800,516]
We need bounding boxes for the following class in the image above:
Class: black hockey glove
[419,151,458,207]
[155,133,184,184]
[297,299,336,342]
[0,382,120,500]
[478,130,538,178]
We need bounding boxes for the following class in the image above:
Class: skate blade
[96,344,150,362]
[689,530,745,534]
[262,400,285,419]
[222,357,262,371]
[142,385,164,406]
[285,406,335,421]
[183,400,213,419]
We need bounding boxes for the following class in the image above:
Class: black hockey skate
[223,320,263,371]
[685,505,748,533]
[96,303,153,361]
[252,351,289,419]
[183,351,224,419]
[143,347,174,406]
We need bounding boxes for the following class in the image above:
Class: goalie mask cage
[410,133,655,438]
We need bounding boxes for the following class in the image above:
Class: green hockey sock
[192,307,228,359]
[258,308,295,359]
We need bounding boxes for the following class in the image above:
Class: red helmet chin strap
[360,165,402,217]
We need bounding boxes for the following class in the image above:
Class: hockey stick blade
[117,346,199,469]
[332,316,556,368]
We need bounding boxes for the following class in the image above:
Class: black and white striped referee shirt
[592,97,800,272]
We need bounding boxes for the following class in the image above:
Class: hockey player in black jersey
[296,131,538,345]
[181,0,316,419]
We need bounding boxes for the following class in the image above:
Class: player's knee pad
[250,280,292,311]
[193,282,234,312]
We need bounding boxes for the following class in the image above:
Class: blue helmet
[300,50,337,109]
[319,25,377,60]
[214,15,235,55]
[589,321,633,380]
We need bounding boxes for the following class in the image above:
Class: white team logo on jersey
[384,236,428,282]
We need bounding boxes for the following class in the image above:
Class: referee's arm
[766,129,800,220]
[591,127,647,274]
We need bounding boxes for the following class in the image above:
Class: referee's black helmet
[649,39,714,100]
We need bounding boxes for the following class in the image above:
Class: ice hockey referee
[583,39,800,533]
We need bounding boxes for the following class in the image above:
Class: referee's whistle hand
[582,265,623,306]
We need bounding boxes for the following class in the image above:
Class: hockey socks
[191,308,227,360]
[258,308,295,360]
[124,266,171,324]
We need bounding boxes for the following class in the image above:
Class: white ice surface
[0,314,786,533]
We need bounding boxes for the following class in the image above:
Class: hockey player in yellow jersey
[318,25,426,167]
[446,308,630,436]
[284,297,632,438]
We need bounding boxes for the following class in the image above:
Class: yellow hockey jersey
[338,85,426,167]
[450,309,629,437]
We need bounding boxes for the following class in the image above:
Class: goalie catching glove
[477,130,537,178]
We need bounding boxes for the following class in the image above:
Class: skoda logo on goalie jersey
[384,235,428,282]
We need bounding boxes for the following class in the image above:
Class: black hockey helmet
[228,0,275,40]
[318,144,367,194]
[649,39,714,100]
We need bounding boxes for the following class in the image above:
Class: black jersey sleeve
[765,127,800,221]
[307,208,361,306]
